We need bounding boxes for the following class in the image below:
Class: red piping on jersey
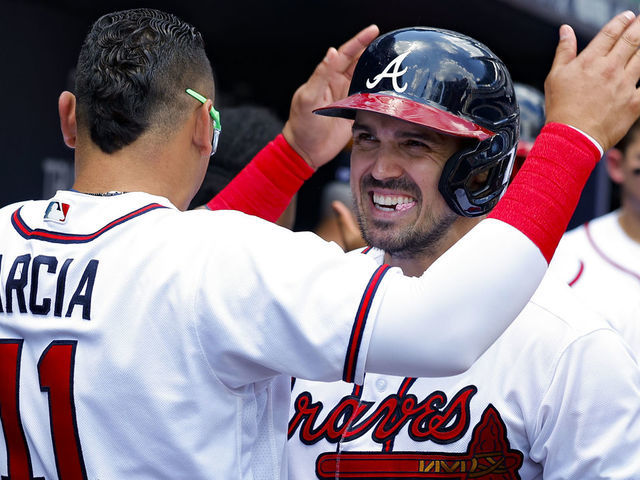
[568,261,585,286]
[343,264,391,383]
[383,377,417,452]
[11,203,167,243]
[585,221,640,284]
[352,383,363,397]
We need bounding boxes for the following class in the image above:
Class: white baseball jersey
[288,247,640,480]
[549,210,640,352]
[0,190,544,479]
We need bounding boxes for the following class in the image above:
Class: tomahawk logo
[316,405,524,479]
[44,201,70,223]
[365,51,411,93]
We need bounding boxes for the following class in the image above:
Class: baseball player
[550,118,640,352]
[512,82,546,179]
[205,24,640,479]
[0,8,636,480]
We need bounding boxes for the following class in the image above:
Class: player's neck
[382,252,438,277]
[382,217,481,277]
[618,203,640,243]
[71,135,195,210]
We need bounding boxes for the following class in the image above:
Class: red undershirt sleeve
[489,122,601,263]
[206,134,314,222]
[209,123,599,265]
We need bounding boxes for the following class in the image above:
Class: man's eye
[354,133,377,143]
[404,139,428,148]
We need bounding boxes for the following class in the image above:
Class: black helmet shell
[316,27,520,217]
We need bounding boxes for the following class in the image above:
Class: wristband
[489,122,600,263]
[207,134,314,222]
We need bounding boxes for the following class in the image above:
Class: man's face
[350,111,465,257]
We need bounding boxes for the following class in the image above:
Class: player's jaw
[354,173,455,257]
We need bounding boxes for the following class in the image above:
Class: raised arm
[206,25,379,220]
[366,11,640,377]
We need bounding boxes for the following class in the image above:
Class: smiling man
[282,27,640,479]
[349,113,470,275]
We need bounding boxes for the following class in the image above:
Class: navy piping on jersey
[343,264,391,383]
[11,203,167,244]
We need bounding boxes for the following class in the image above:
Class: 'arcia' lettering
[0,254,98,320]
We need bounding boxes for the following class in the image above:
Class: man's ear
[605,148,624,184]
[193,99,214,157]
[58,91,77,149]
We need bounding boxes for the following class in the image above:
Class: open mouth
[371,192,417,212]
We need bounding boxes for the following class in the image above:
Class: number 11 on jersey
[0,339,87,480]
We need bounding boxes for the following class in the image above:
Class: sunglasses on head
[185,88,221,156]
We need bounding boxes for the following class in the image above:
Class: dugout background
[0,0,636,231]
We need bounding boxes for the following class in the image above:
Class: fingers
[609,14,640,65]
[330,25,379,78]
[583,10,636,58]
[338,24,379,64]
[550,24,577,71]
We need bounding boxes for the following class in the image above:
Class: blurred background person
[550,119,640,352]
[512,82,546,179]
[190,104,297,229]
[313,149,367,250]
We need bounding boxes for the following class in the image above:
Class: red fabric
[207,134,314,222]
[489,123,601,263]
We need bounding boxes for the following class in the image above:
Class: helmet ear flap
[439,131,517,217]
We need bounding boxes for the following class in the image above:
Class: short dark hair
[617,117,640,155]
[189,105,284,209]
[75,8,213,153]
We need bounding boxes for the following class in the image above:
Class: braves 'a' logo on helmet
[365,51,410,93]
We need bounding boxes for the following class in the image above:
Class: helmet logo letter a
[365,51,410,93]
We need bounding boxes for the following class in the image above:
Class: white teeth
[372,193,414,206]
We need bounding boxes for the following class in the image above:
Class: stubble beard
[354,175,457,259]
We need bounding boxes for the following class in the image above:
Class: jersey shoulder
[523,273,614,338]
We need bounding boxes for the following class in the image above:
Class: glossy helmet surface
[514,83,545,158]
[315,27,519,216]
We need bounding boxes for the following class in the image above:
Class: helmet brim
[314,92,494,141]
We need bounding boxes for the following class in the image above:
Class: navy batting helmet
[315,27,519,217]
[514,83,545,159]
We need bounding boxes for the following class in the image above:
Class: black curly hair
[74,8,213,153]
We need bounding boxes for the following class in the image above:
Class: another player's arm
[368,12,640,376]
[205,25,379,220]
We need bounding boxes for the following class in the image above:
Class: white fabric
[550,210,640,353]
[289,248,640,479]
[567,125,604,157]
[367,218,547,377]
[0,190,545,479]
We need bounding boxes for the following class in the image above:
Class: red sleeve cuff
[489,122,600,263]
[207,134,314,222]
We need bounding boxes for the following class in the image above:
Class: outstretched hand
[545,11,640,151]
[282,25,379,169]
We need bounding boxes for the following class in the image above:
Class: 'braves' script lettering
[289,385,477,446]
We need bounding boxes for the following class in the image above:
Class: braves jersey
[549,210,640,353]
[0,190,398,480]
[288,247,640,480]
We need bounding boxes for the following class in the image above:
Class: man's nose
[370,150,403,180]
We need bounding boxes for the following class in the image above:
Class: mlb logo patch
[44,201,70,223]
